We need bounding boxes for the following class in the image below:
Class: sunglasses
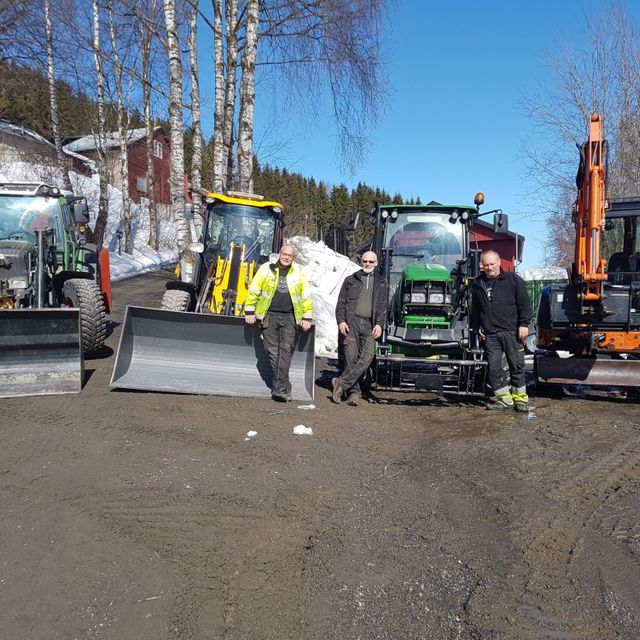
[362,260,376,264]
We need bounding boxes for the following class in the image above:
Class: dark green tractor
[0,182,111,397]
[369,196,511,396]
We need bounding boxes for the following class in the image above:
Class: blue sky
[198,1,640,269]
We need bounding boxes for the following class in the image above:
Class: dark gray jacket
[471,270,532,333]
[335,270,388,328]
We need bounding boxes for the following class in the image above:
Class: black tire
[160,289,192,312]
[62,278,108,356]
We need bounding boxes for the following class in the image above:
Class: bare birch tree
[137,0,160,249]
[211,0,226,192]
[44,0,72,191]
[188,3,203,216]
[91,0,110,248]
[236,0,259,191]
[162,0,186,230]
[222,0,239,190]
[107,0,133,253]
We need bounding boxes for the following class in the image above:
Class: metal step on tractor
[0,182,111,398]
[111,191,315,400]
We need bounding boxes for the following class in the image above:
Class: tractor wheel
[62,278,108,357]
[160,289,192,312]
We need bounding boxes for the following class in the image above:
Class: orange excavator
[535,113,640,391]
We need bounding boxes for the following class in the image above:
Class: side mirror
[493,212,509,233]
[73,202,90,224]
[184,203,195,220]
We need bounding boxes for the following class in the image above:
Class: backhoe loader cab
[167,192,284,314]
[0,182,110,398]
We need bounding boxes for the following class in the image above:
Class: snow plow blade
[535,352,640,386]
[111,306,315,400]
[0,309,83,398]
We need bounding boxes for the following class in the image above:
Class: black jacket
[471,270,532,333]
[335,269,388,328]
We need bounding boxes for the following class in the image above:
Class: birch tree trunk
[189,4,203,230]
[141,0,158,249]
[212,0,225,192]
[108,1,133,254]
[222,0,239,191]
[92,0,109,249]
[162,0,185,232]
[44,0,72,192]
[237,0,259,192]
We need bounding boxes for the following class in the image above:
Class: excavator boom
[573,113,608,303]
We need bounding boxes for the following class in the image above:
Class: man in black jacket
[332,251,388,405]
[472,250,532,412]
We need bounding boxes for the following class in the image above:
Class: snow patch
[293,424,313,436]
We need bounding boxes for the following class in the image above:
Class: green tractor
[368,195,512,396]
[0,182,111,397]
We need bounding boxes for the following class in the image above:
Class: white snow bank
[288,236,360,358]
[519,266,568,281]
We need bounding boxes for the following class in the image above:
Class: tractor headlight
[428,292,444,304]
[410,292,426,303]
[445,294,451,304]
[8,278,28,289]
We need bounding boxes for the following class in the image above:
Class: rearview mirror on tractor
[73,202,90,224]
[493,212,509,233]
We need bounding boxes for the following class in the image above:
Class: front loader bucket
[0,309,83,398]
[535,352,640,387]
[111,306,315,400]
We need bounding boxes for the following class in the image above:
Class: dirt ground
[1,269,640,640]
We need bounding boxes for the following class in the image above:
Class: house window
[136,176,147,192]
[153,140,163,159]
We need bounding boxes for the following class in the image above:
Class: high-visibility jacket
[244,261,313,323]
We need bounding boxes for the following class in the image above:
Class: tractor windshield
[386,210,463,277]
[203,203,277,269]
[0,195,63,244]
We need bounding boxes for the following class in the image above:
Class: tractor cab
[373,203,473,356]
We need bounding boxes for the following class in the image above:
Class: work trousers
[484,330,526,397]
[262,311,298,396]
[339,316,376,397]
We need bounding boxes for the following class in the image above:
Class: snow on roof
[63,127,160,153]
[519,266,568,281]
[0,119,55,149]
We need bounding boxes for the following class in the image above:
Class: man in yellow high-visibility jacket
[244,244,313,401]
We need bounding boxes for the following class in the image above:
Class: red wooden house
[63,127,171,204]
[471,220,524,272]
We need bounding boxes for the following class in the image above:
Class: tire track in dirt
[464,415,640,639]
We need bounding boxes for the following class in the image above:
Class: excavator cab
[603,202,640,285]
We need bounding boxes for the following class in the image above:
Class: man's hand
[300,320,312,332]
[371,324,382,339]
[338,321,349,336]
[479,328,486,339]
[244,315,256,325]
[518,326,529,342]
